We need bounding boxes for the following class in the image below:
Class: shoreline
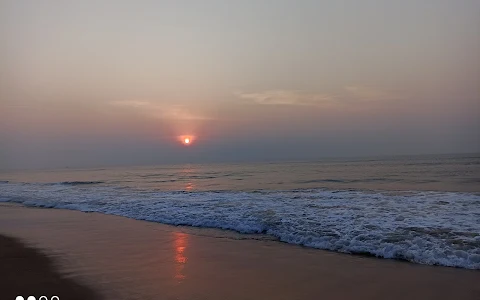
[1,203,479,300]
[3,196,478,270]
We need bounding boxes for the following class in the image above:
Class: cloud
[154,105,212,121]
[235,86,401,107]
[235,90,336,106]
[109,101,211,121]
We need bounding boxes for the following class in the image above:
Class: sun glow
[179,135,195,146]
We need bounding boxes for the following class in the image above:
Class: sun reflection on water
[185,182,194,191]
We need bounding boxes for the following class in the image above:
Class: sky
[1,0,479,169]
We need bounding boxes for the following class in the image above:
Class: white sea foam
[1,182,479,269]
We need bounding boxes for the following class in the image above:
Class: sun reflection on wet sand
[173,232,188,282]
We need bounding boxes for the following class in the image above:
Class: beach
[0,234,101,300]
[1,203,479,300]
[2,0,479,298]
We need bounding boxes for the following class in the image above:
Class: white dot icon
[27,297,36,300]
[15,296,24,300]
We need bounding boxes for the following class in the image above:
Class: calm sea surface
[1,153,479,269]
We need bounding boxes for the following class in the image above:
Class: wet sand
[0,203,479,300]
[0,234,102,300]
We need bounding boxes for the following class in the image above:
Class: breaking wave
[0,182,479,269]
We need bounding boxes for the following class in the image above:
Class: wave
[0,180,104,186]
[297,178,399,184]
[56,181,105,185]
[0,183,479,269]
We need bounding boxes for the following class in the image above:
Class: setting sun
[179,135,195,146]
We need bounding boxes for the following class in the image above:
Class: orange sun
[179,135,194,146]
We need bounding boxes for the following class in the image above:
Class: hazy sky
[1,0,479,169]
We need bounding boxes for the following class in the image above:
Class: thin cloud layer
[235,85,400,107]
[109,101,211,121]
[235,90,336,106]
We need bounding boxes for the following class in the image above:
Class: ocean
[1,153,479,269]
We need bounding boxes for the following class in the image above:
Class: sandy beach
[1,203,479,300]
[0,234,101,300]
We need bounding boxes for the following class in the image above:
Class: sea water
[1,153,479,269]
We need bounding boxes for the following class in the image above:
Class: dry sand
[0,203,479,300]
